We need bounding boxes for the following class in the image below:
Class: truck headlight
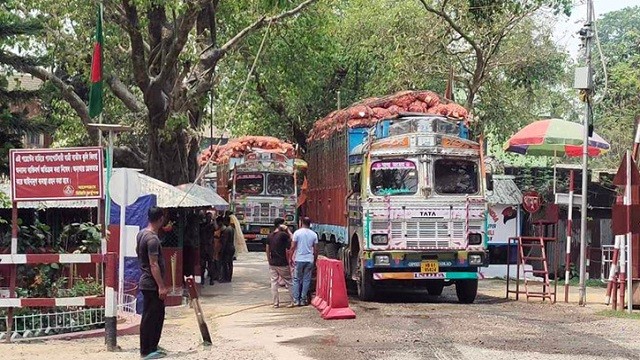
[469,254,483,265]
[468,233,482,245]
[374,255,390,266]
[371,234,389,245]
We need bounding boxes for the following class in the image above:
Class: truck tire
[357,268,376,301]
[455,279,478,304]
[426,280,445,296]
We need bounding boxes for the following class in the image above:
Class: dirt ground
[5,253,640,360]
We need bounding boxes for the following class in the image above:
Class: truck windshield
[236,173,264,195]
[370,160,418,196]
[434,159,478,194]
[267,174,295,195]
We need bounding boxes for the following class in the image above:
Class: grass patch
[596,310,640,320]
[567,278,608,288]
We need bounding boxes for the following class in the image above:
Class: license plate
[420,260,439,274]
[260,228,270,235]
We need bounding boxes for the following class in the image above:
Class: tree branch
[199,0,318,70]
[122,0,150,91]
[12,62,90,126]
[105,74,146,113]
[155,1,207,85]
[419,0,483,64]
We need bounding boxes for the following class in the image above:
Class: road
[6,252,640,360]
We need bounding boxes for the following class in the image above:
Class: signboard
[487,205,518,244]
[522,190,541,214]
[10,147,104,201]
[371,161,415,170]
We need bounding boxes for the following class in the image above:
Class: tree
[590,6,640,168]
[4,0,318,184]
[418,0,571,112]
[0,0,54,174]
[217,0,571,152]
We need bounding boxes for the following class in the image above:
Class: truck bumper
[363,250,488,281]
[372,271,481,281]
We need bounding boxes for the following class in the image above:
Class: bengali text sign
[10,147,104,201]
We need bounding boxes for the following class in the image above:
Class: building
[4,73,51,148]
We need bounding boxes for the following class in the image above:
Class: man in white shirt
[290,217,318,306]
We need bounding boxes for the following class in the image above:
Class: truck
[306,93,490,303]
[214,137,300,247]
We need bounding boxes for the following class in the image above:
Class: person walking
[291,217,318,306]
[219,215,236,282]
[137,206,168,359]
[264,218,293,308]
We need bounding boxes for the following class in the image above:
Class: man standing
[199,212,216,286]
[137,206,168,359]
[219,215,236,282]
[291,217,318,306]
[264,218,293,308]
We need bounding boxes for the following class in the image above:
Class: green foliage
[59,222,102,253]
[591,6,640,169]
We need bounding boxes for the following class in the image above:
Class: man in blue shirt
[290,217,318,306]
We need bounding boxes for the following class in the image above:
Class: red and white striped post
[619,235,627,310]
[105,252,118,351]
[6,201,18,342]
[564,170,575,303]
[605,235,622,306]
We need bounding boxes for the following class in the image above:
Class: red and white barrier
[0,297,105,308]
[0,253,104,264]
[312,257,355,320]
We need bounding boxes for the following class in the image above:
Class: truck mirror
[486,173,494,192]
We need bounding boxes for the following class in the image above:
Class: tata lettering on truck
[306,90,490,303]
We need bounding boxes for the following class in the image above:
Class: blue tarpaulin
[110,194,157,314]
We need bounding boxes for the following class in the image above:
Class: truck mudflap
[372,271,482,281]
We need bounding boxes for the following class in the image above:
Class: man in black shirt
[199,212,216,285]
[219,215,235,282]
[264,218,293,308]
[136,206,168,359]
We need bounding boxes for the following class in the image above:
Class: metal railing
[0,289,138,340]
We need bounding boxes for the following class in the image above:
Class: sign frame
[9,147,104,201]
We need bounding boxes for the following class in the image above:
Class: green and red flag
[88,4,104,118]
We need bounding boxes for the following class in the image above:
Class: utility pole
[577,0,594,306]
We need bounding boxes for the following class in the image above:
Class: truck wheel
[357,268,376,301]
[426,280,445,296]
[455,279,478,304]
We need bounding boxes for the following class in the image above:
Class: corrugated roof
[486,175,522,205]
[176,183,228,210]
[0,169,220,209]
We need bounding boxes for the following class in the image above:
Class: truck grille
[372,219,479,249]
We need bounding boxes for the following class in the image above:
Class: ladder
[519,237,553,302]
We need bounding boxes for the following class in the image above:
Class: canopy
[503,118,610,157]
[175,183,228,211]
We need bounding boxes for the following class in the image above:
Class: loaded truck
[211,136,300,248]
[306,91,490,303]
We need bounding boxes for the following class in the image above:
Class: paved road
[6,252,640,360]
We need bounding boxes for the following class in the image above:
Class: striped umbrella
[503,118,610,157]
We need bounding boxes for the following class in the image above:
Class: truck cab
[221,150,298,247]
